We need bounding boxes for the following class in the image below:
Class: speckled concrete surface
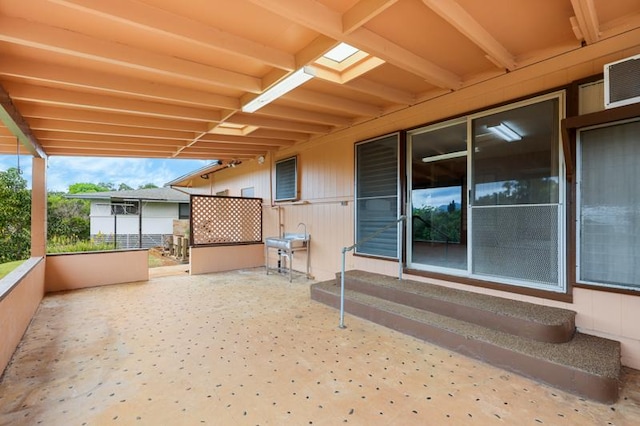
[1,268,639,425]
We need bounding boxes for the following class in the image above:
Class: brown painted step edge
[339,270,576,343]
[311,283,620,404]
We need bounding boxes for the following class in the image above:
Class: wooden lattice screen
[190,195,263,246]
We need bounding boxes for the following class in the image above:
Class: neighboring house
[68,187,190,249]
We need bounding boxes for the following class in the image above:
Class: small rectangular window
[179,203,190,219]
[275,156,298,202]
[111,201,138,215]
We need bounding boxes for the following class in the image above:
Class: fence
[190,195,262,246]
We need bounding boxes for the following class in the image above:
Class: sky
[412,186,462,210]
[0,155,211,192]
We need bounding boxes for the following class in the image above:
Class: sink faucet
[297,222,307,239]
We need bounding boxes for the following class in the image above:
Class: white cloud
[1,155,209,192]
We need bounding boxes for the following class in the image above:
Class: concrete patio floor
[0,268,639,425]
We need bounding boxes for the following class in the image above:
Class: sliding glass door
[470,98,563,287]
[407,94,565,292]
[409,120,467,270]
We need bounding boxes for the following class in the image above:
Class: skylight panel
[323,43,359,63]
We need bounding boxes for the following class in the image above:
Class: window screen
[275,157,297,201]
[355,134,399,258]
[578,119,640,290]
[471,97,562,288]
[111,201,138,215]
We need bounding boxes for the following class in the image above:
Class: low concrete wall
[45,250,149,292]
[190,244,264,275]
[0,257,46,376]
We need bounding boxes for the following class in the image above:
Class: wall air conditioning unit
[604,54,640,109]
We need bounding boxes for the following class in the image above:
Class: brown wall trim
[404,268,573,304]
[563,102,640,130]
[575,282,640,297]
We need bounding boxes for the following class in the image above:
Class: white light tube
[486,122,522,142]
[242,66,316,113]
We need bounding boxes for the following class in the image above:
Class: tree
[138,183,158,189]
[0,168,31,262]
[68,182,110,194]
[98,182,116,191]
[48,193,90,241]
[118,183,133,191]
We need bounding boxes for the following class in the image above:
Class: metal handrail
[339,215,406,329]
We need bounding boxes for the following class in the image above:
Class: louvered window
[275,156,298,201]
[355,134,399,258]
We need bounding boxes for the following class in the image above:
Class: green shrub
[47,235,114,254]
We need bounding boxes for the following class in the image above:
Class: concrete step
[337,270,576,343]
[311,276,621,403]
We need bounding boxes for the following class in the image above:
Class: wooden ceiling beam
[295,35,339,69]
[50,0,296,70]
[43,147,182,158]
[198,134,295,147]
[0,83,46,157]
[248,128,310,141]
[173,150,257,159]
[421,0,516,71]
[226,113,332,134]
[16,103,211,133]
[249,0,461,89]
[342,0,399,34]
[345,78,415,105]
[0,56,240,110]
[570,0,600,44]
[35,131,189,146]
[284,88,381,116]
[5,82,221,122]
[257,104,354,126]
[0,16,261,93]
[41,141,179,153]
[183,144,268,155]
[28,118,199,140]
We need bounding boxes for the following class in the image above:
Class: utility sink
[265,233,309,250]
[265,231,310,282]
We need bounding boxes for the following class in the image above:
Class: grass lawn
[0,260,26,280]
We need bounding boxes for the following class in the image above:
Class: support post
[30,157,47,257]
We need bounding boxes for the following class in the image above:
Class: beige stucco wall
[190,244,265,275]
[184,38,640,368]
[45,250,149,292]
[0,257,45,375]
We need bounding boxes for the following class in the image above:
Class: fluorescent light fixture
[323,42,359,62]
[487,122,522,142]
[242,66,316,113]
[421,150,467,163]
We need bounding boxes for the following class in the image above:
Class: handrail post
[338,215,406,329]
[339,247,347,329]
[398,216,403,281]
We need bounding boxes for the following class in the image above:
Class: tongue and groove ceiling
[0,0,639,162]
